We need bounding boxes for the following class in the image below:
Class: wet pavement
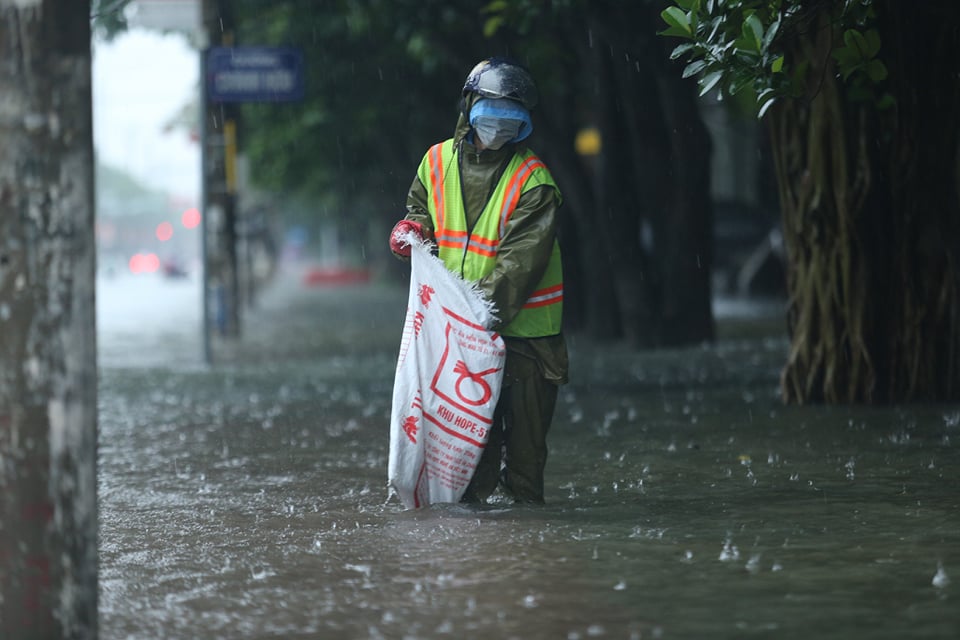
[96,268,960,639]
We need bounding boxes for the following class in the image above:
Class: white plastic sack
[388,235,505,509]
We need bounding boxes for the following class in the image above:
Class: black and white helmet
[462,57,538,110]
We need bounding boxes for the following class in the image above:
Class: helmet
[462,57,538,110]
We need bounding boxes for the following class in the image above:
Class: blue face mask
[473,116,521,150]
[469,98,532,149]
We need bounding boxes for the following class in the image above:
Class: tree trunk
[534,29,622,341]
[654,47,715,346]
[0,2,98,638]
[878,1,960,401]
[770,2,960,403]
[593,35,654,346]
[587,1,715,347]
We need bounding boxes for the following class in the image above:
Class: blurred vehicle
[161,256,189,279]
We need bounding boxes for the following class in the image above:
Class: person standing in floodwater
[389,57,568,504]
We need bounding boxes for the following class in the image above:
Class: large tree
[662,0,960,403]
[0,0,98,636]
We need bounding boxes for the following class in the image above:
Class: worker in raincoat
[389,57,568,504]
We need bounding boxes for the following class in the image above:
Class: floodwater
[96,269,960,639]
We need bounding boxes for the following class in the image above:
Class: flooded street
[97,271,959,639]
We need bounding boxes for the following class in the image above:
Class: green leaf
[763,17,781,50]
[483,15,504,38]
[670,43,696,59]
[771,55,784,73]
[734,48,761,65]
[659,24,694,38]
[865,59,887,82]
[733,35,751,53]
[699,70,723,96]
[728,74,752,95]
[843,29,870,59]
[661,6,692,35]
[743,14,763,50]
[707,16,723,41]
[832,47,858,69]
[682,60,709,78]
[674,0,697,9]
[758,95,777,119]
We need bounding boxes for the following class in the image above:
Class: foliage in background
[234,0,718,346]
[660,0,891,118]
[91,0,132,39]
[234,0,486,217]
[87,0,726,347]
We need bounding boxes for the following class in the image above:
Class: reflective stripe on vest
[417,139,563,337]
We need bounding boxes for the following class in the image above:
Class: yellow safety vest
[417,139,563,337]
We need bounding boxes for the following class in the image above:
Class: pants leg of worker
[501,357,558,504]
[460,403,504,503]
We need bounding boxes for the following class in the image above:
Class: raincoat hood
[454,91,480,144]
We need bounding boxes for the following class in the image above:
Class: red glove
[389,219,427,258]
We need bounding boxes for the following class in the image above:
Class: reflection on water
[97,276,959,639]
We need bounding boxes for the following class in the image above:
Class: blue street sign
[207,46,304,103]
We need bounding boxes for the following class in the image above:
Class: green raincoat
[402,92,568,502]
